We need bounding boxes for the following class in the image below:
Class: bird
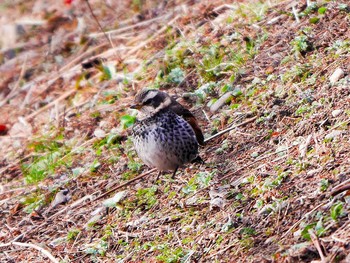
[130,88,204,180]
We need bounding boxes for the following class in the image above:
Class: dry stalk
[204,116,257,143]
[207,241,238,259]
[282,202,325,238]
[25,89,76,121]
[308,229,327,262]
[89,13,171,38]
[74,168,157,210]
[292,5,300,23]
[0,55,28,107]
[0,241,59,263]
[84,0,114,49]
[331,182,350,197]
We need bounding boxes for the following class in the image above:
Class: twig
[25,89,76,120]
[281,202,325,238]
[308,229,327,262]
[74,168,157,210]
[208,242,238,258]
[0,241,59,263]
[204,116,257,143]
[299,134,313,158]
[84,0,113,49]
[331,182,350,197]
[292,5,300,23]
[88,14,171,38]
[0,55,28,107]
[8,168,157,243]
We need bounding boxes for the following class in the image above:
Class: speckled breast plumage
[132,110,199,171]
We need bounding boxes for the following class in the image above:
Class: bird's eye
[143,99,152,105]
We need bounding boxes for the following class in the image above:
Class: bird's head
[131,89,172,117]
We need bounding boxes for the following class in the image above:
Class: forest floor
[1,0,350,262]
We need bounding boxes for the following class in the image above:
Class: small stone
[331,109,342,117]
[325,130,344,140]
[210,197,225,210]
[329,67,344,84]
[50,189,70,208]
[94,128,106,138]
[251,152,259,158]
[102,190,128,207]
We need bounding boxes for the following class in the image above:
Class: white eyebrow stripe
[154,96,172,114]
[143,90,158,101]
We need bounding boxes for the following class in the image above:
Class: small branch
[282,202,325,238]
[331,182,350,197]
[0,241,59,263]
[74,168,157,210]
[292,5,300,23]
[84,0,113,49]
[25,89,76,120]
[204,116,257,143]
[208,242,238,258]
[9,168,157,243]
[308,229,327,262]
[88,14,170,38]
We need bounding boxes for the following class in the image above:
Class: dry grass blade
[204,116,257,143]
[0,241,59,263]
[308,229,327,262]
[74,168,157,210]
[25,89,76,120]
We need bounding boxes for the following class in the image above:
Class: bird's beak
[130,103,143,110]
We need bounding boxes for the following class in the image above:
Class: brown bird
[131,89,204,179]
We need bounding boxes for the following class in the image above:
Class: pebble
[329,67,344,84]
[332,109,342,117]
[50,189,70,208]
[325,130,344,140]
[94,128,106,138]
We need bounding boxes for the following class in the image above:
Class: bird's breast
[132,111,199,171]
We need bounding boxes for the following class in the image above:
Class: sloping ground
[1,0,350,262]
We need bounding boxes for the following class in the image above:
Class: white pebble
[329,67,344,84]
[325,130,344,140]
[94,128,106,138]
[332,109,342,117]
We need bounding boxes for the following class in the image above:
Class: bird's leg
[171,166,179,179]
[154,171,162,183]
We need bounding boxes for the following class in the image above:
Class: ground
[1,0,350,262]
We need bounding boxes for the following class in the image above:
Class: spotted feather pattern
[132,109,199,171]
